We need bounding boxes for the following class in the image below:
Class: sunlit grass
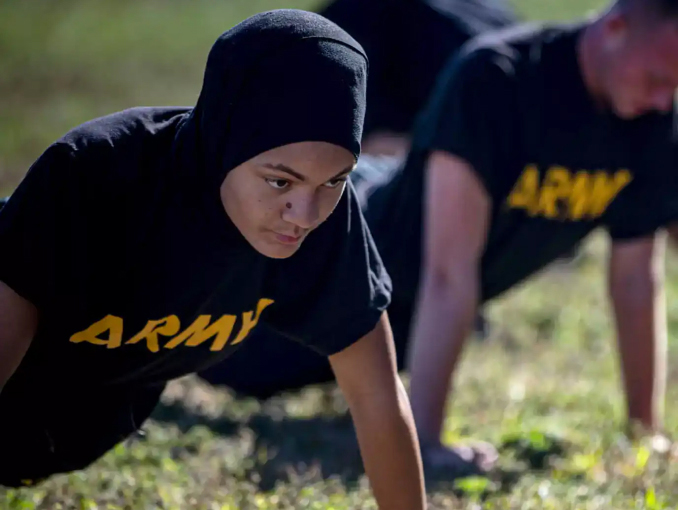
[2,1,678,508]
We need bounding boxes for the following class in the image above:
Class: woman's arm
[0,280,38,393]
[329,312,426,510]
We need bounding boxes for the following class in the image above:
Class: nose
[282,191,319,230]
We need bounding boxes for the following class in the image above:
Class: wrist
[625,416,661,439]
[416,431,443,450]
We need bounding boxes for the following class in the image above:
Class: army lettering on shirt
[506,164,632,221]
[69,297,274,353]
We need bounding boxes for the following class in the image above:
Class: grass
[2,0,678,508]
[0,0,321,191]
[3,234,678,509]
[0,0,604,189]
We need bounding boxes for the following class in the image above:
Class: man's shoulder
[422,0,518,36]
[458,21,585,79]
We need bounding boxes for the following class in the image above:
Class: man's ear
[600,7,631,52]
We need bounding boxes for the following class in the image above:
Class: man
[384,0,678,472]
[202,0,678,476]
[319,0,518,160]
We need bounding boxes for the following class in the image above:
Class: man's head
[220,142,355,259]
[588,0,678,118]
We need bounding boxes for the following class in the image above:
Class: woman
[0,10,425,509]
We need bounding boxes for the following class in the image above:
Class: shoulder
[628,109,678,183]
[55,107,189,169]
[456,21,584,80]
[422,21,585,117]
[434,24,534,95]
[18,107,189,211]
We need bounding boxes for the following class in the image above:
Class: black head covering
[174,9,368,191]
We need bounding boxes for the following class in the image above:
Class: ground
[1,0,677,508]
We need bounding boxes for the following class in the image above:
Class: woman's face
[221,141,355,259]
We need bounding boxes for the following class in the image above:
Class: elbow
[422,258,476,289]
[420,263,479,311]
[377,381,413,427]
[350,378,412,424]
[393,378,413,418]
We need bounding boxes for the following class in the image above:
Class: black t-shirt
[0,108,390,398]
[359,22,678,333]
[319,0,517,136]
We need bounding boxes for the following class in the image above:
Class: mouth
[271,231,303,245]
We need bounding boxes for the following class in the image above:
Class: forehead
[256,142,354,165]
[252,142,355,180]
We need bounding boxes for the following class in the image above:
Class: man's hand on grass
[422,441,498,478]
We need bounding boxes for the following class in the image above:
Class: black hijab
[173,9,368,193]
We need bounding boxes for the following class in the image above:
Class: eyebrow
[263,163,354,182]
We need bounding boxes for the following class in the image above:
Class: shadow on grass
[420,432,571,500]
[151,398,362,490]
[150,397,573,497]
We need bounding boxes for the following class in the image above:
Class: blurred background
[2,1,678,509]
[0,0,609,191]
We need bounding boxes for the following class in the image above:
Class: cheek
[618,53,651,97]
[604,64,636,108]
[223,178,275,235]
[243,188,279,231]
[316,186,346,224]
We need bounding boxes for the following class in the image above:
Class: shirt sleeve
[606,190,678,241]
[605,116,678,241]
[414,45,521,199]
[0,143,77,309]
[262,180,392,356]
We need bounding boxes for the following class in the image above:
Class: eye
[265,178,290,190]
[323,177,347,189]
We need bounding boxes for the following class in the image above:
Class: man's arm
[329,312,426,510]
[0,280,38,392]
[609,233,667,434]
[406,151,491,458]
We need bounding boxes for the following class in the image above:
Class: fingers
[467,440,499,471]
[421,443,498,479]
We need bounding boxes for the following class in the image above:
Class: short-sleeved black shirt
[0,108,391,398]
[361,22,678,332]
[319,0,517,136]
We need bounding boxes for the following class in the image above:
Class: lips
[272,231,302,244]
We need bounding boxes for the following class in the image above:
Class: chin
[612,99,642,120]
[614,108,638,120]
[253,241,301,259]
